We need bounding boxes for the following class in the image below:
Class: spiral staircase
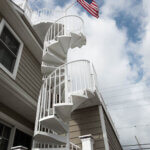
[32,15,99,150]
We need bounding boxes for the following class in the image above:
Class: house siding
[104,111,123,150]
[0,13,42,101]
[16,45,42,100]
[69,106,105,150]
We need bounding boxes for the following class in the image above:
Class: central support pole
[79,134,94,150]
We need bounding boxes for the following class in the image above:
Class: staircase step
[71,94,88,111]
[41,63,57,74]
[70,32,81,49]
[47,40,66,60]
[57,35,71,53]
[54,103,73,122]
[42,50,65,65]
[34,131,67,145]
[39,115,68,134]
[86,89,95,99]
[70,32,86,49]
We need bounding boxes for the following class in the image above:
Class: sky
[14,0,150,148]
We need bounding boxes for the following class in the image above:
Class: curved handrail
[45,59,90,80]
[44,15,84,50]
[43,59,97,95]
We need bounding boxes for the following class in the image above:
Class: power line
[103,90,150,99]
[101,78,150,91]
[130,148,150,150]
[108,103,150,110]
[106,96,150,106]
[101,83,149,93]
[117,123,150,130]
[123,143,150,147]
[101,86,150,94]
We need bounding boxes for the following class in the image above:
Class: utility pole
[135,136,143,150]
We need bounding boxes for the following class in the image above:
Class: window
[13,129,32,149]
[0,122,11,150]
[0,19,23,79]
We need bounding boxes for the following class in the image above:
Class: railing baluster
[40,85,44,119]
[59,67,61,103]
[48,76,51,116]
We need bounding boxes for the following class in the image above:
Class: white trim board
[0,19,23,80]
[99,105,110,150]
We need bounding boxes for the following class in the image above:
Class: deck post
[79,134,94,150]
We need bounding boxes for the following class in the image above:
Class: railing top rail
[44,15,84,45]
[45,59,91,78]
[70,142,81,149]
[54,15,84,25]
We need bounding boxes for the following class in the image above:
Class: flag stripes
[77,0,99,18]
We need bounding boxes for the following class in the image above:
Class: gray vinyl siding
[69,106,105,150]
[104,111,123,150]
[16,45,42,101]
[0,13,42,101]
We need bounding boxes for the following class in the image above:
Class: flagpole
[65,1,77,16]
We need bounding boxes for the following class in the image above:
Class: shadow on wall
[69,106,105,150]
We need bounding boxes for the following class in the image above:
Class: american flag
[77,0,99,18]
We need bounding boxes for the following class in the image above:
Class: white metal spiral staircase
[32,15,98,150]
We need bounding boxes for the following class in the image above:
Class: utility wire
[122,143,150,147]
[117,123,150,130]
[103,90,150,99]
[101,86,150,94]
[106,96,150,106]
[108,103,150,110]
[100,78,150,90]
[101,78,150,90]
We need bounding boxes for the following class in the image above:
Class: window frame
[0,19,23,80]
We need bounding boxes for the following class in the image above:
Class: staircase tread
[39,115,68,134]
[34,131,67,145]
[42,51,65,65]
[47,40,66,59]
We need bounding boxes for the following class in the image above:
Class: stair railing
[34,60,97,147]
[44,15,84,54]
[70,142,81,150]
[36,60,97,122]
[67,60,96,94]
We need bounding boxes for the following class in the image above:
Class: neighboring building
[0,0,123,150]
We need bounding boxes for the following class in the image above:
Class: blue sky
[21,0,150,147]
